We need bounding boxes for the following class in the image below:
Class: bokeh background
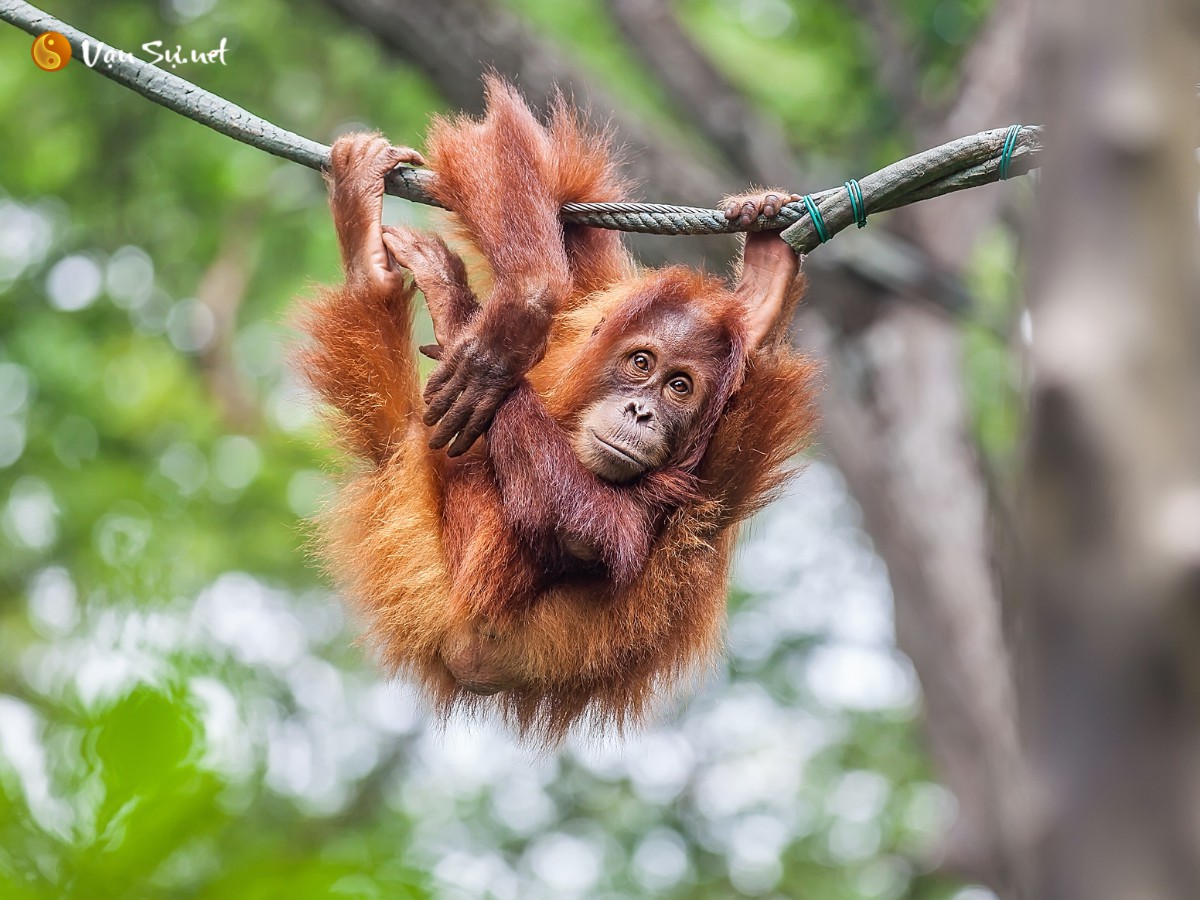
[0,0,1029,897]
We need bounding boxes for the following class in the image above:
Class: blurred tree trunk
[1019,0,1200,896]
[800,301,1027,894]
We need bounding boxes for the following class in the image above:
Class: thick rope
[0,0,1043,256]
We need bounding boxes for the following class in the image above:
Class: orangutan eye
[630,351,654,373]
[667,376,692,396]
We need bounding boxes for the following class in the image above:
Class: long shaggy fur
[297,77,820,745]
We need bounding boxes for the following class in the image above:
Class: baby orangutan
[298,77,818,742]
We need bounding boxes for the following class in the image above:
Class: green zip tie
[801,194,830,243]
[844,179,867,228]
[999,125,1023,180]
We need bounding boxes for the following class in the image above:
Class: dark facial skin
[572,307,718,483]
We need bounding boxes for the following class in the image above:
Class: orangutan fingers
[428,387,477,450]
[423,354,472,430]
[422,341,464,401]
[446,400,500,457]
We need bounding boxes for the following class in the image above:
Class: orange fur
[296,78,819,745]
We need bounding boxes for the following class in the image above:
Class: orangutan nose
[624,400,653,424]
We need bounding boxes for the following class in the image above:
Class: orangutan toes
[721,190,803,226]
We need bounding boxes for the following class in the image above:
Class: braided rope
[1,0,1044,257]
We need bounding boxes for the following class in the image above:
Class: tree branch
[844,0,927,130]
[324,0,718,204]
[195,214,261,431]
[601,0,797,185]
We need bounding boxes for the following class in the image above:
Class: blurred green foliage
[0,0,1017,897]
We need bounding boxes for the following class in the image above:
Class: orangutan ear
[735,232,801,349]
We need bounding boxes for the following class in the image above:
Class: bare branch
[776,126,1041,253]
[319,0,724,205]
[844,0,926,129]
[602,0,797,184]
[195,216,260,430]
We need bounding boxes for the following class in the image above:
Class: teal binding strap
[801,194,830,243]
[999,125,1023,180]
[844,179,867,228]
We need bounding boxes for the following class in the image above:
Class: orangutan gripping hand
[327,135,425,291]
